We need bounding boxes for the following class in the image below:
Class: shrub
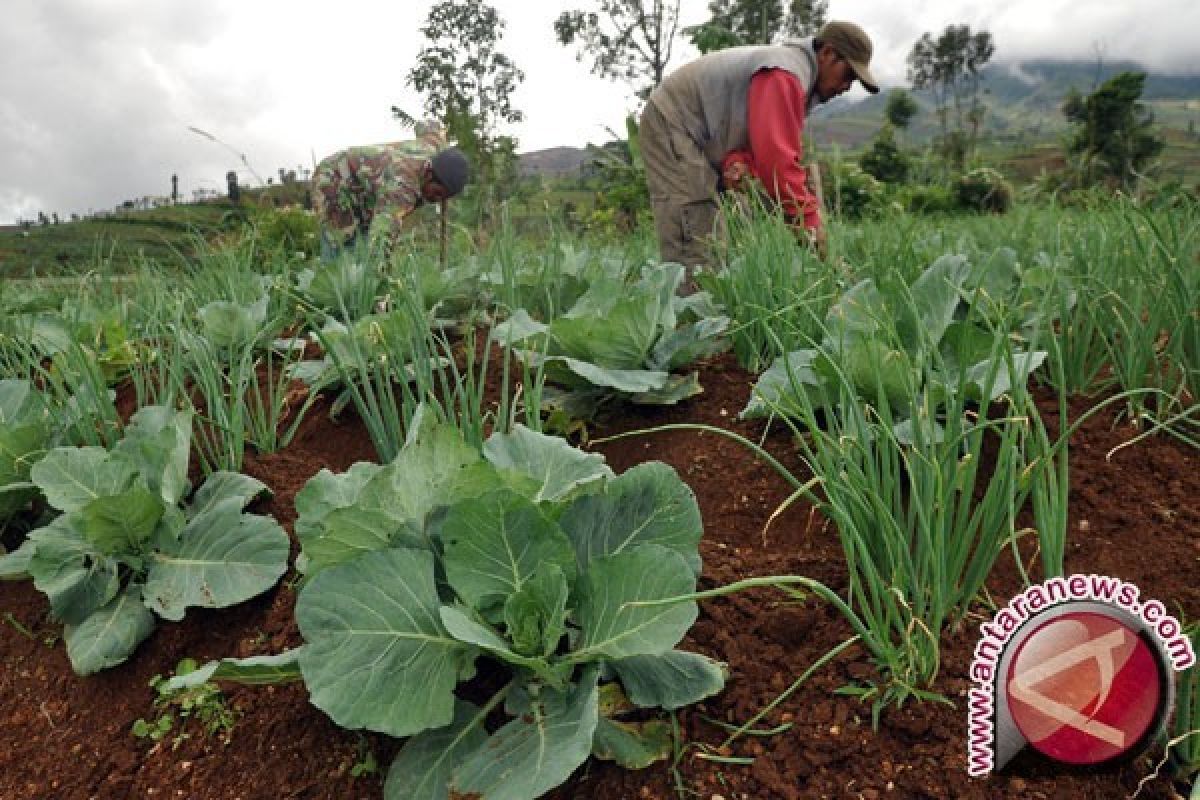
[823,161,884,219]
[954,167,1013,213]
[1138,179,1200,211]
[587,115,650,234]
[897,183,957,214]
[252,206,319,259]
[859,126,911,184]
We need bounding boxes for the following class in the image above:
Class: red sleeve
[747,69,821,232]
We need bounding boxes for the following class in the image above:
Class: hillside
[0,204,233,279]
[518,146,592,178]
[811,59,1200,149]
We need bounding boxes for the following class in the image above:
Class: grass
[0,204,236,278]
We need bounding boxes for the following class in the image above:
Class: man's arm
[368,180,422,249]
[368,121,453,249]
[746,68,821,234]
[311,152,362,248]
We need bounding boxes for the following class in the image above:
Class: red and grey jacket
[721,69,822,234]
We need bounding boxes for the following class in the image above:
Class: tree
[860,124,910,184]
[1063,71,1164,189]
[399,0,525,193]
[906,34,945,134]
[884,89,918,131]
[906,24,994,167]
[554,0,683,99]
[587,114,650,231]
[684,0,827,54]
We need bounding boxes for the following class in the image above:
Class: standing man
[312,121,469,257]
[640,20,879,278]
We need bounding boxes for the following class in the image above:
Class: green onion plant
[699,194,839,372]
[170,295,314,474]
[0,337,122,448]
[1168,622,1199,789]
[604,302,1045,722]
[306,260,545,462]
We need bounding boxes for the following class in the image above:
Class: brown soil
[1,352,1196,800]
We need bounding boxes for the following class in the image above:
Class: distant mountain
[518,146,592,178]
[809,59,1200,149]
[982,59,1200,104]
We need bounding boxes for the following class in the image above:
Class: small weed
[350,735,379,778]
[542,408,589,443]
[668,712,702,800]
[132,658,238,750]
[0,612,58,648]
[131,714,175,742]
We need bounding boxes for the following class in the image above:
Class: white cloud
[1,0,1197,222]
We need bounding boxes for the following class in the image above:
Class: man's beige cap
[817,20,880,94]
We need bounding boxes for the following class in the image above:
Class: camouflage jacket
[311,121,446,249]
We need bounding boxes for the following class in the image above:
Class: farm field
[0,200,1197,800]
[0,205,236,279]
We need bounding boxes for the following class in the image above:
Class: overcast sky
[2,0,1198,224]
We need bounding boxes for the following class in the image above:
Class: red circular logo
[1005,611,1164,765]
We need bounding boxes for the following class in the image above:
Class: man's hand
[722,160,752,192]
[811,225,828,260]
[793,224,827,260]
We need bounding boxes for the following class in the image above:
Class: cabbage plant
[0,380,49,526]
[294,258,385,323]
[495,262,730,419]
[0,406,289,675]
[742,251,1049,439]
[176,413,724,799]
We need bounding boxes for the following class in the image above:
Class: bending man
[312,121,469,257]
[640,20,880,277]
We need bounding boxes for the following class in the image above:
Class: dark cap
[430,147,469,197]
[817,20,880,94]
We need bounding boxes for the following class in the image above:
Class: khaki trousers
[639,100,722,285]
